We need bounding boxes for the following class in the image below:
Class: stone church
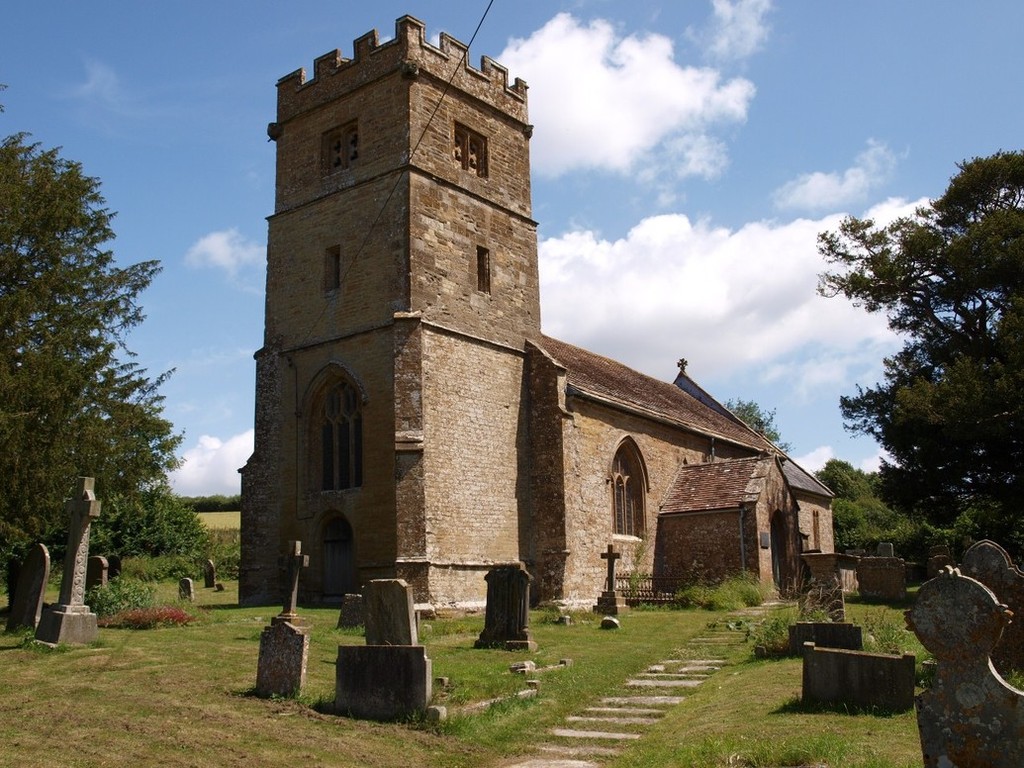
[239,16,834,608]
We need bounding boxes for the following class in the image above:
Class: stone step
[566,714,660,726]
[550,728,643,741]
[626,678,705,688]
[536,743,622,758]
[658,658,726,665]
[501,758,601,768]
[584,706,665,716]
[599,695,685,707]
[636,672,710,679]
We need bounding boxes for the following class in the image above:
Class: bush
[86,577,156,617]
[205,528,240,580]
[862,609,916,655]
[748,610,796,657]
[119,554,197,582]
[90,484,210,562]
[675,574,773,611]
[98,605,194,629]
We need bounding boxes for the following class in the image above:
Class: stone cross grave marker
[475,563,537,651]
[35,477,102,646]
[595,544,628,615]
[906,567,1024,767]
[203,559,216,589]
[601,544,621,591]
[86,555,108,591]
[7,543,50,632]
[960,539,1024,675]
[275,541,308,625]
[364,579,417,645]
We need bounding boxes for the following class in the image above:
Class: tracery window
[612,441,645,537]
[319,380,363,490]
[323,122,359,174]
[454,123,487,177]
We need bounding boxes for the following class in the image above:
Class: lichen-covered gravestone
[960,539,1024,676]
[35,477,102,646]
[178,577,195,602]
[475,563,536,651]
[86,555,108,591]
[906,567,1024,767]
[335,579,432,720]
[336,593,364,629]
[255,541,310,698]
[6,543,50,632]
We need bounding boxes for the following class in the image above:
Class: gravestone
[86,556,108,591]
[337,593,364,629]
[906,567,1024,767]
[178,577,195,602]
[203,559,216,589]
[801,642,915,711]
[256,541,310,698]
[364,579,416,645]
[475,563,537,651]
[6,556,19,608]
[594,544,627,615]
[876,541,895,558]
[35,477,102,646]
[856,556,906,601]
[106,554,122,579]
[7,543,50,632]
[336,578,432,720]
[960,540,1024,675]
[927,545,954,580]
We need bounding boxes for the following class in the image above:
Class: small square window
[454,123,487,177]
[325,245,342,293]
[323,122,358,174]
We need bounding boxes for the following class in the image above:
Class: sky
[3,1,1023,496]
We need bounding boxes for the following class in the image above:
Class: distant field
[197,510,240,529]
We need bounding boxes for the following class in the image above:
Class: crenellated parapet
[274,15,528,126]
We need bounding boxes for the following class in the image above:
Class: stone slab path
[497,609,769,768]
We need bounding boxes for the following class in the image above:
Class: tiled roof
[533,336,773,450]
[660,457,768,514]
[782,459,833,497]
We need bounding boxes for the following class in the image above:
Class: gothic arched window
[319,380,363,491]
[611,440,645,537]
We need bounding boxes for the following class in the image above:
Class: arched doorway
[770,511,785,588]
[323,516,356,601]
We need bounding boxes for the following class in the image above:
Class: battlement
[275,15,528,124]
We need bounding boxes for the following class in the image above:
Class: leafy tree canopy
[724,398,791,452]
[0,128,181,564]
[818,150,1024,540]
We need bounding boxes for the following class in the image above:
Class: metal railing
[614,574,683,605]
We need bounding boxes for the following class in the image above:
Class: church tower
[240,17,539,606]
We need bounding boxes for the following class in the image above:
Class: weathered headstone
[876,541,895,558]
[801,642,915,711]
[906,567,1024,767]
[364,579,416,645]
[106,554,122,579]
[203,559,216,589]
[475,563,537,651]
[960,539,1024,675]
[35,477,102,646]
[336,578,432,720]
[594,544,627,615]
[927,545,954,580]
[178,577,195,602]
[86,555,108,591]
[336,593,364,629]
[256,541,310,698]
[856,556,906,601]
[7,544,50,632]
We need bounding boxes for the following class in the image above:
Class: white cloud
[773,140,899,212]
[704,0,774,61]
[793,445,834,473]
[499,13,754,180]
[184,228,265,291]
[73,60,126,107]
[169,430,254,496]
[538,206,912,389]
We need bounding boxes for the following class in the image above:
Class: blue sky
[4,1,1023,496]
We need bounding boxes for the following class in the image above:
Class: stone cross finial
[601,544,622,592]
[277,540,309,624]
[58,477,102,608]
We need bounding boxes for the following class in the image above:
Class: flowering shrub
[98,605,194,629]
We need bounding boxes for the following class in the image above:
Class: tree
[818,150,1024,547]
[724,398,791,452]
[0,128,181,564]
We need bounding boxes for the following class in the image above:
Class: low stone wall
[801,642,915,711]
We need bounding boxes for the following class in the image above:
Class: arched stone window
[611,439,646,537]
[318,380,363,491]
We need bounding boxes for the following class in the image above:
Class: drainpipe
[738,504,747,573]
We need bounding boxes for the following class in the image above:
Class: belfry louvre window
[476,245,491,294]
[320,381,363,490]
[323,122,359,174]
[612,442,645,537]
[453,123,487,177]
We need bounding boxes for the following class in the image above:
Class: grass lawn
[0,585,924,767]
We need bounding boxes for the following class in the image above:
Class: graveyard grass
[0,584,923,768]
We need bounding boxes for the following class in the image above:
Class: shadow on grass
[774,695,912,718]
